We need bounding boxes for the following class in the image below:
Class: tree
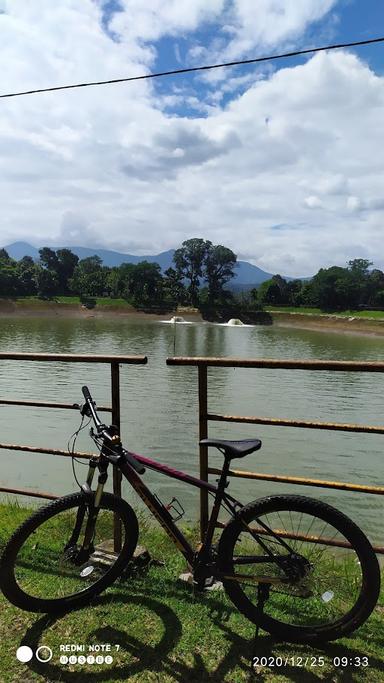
[286,279,303,306]
[258,275,288,305]
[173,238,211,306]
[38,247,79,295]
[0,249,18,296]
[56,249,79,294]
[309,266,359,309]
[16,256,37,295]
[129,261,163,305]
[204,244,237,303]
[163,267,186,304]
[366,269,384,306]
[347,259,372,279]
[347,259,372,306]
[69,256,106,297]
[39,247,59,272]
[34,265,58,298]
[0,248,12,262]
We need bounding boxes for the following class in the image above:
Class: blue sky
[1,0,384,276]
[103,0,384,118]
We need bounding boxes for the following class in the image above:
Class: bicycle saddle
[199,438,262,459]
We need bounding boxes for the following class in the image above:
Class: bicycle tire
[0,491,138,613]
[218,494,380,643]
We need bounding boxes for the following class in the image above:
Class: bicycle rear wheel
[218,495,380,643]
[0,491,138,613]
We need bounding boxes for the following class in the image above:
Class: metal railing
[166,357,384,554]
[0,353,148,549]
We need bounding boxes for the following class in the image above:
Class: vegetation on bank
[0,501,383,682]
[0,239,238,310]
[2,239,384,316]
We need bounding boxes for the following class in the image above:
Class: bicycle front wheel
[0,492,138,613]
[218,495,380,643]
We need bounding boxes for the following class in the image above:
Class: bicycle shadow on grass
[20,592,183,682]
[19,581,384,683]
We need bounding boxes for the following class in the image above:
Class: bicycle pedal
[203,579,223,592]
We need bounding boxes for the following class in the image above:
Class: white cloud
[346,195,361,212]
[304,196,323,209]
[0,2,383,277]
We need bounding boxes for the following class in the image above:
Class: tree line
[0,241,383,311]
[0,239,237,307]
[251,259,384,309]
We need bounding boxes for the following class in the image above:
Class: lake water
[0,317,383,548]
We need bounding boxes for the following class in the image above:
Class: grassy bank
[266,306,384,320]
[2,296,135,309]
[0,502,383,682]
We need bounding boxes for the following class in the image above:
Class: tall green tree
[173,238,211,306]
[204,244,237,302]
[56,249,79,294]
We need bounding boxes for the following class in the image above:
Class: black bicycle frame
[118,452,241,566]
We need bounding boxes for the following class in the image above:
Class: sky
[0,0,384,277]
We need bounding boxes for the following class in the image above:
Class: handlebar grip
[82,385,92,403]
[123,449,146,475]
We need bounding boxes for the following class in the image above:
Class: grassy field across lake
[0,502,383,683]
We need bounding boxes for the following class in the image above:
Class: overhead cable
[1,36,383,100]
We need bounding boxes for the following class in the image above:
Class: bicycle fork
[64,457,106,561]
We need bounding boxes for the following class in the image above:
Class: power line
[1,35,384,100]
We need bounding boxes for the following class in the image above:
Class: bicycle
[0,386,381,644]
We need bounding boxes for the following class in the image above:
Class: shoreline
[270,311,384,337]
[1,300,384,336]
[0,300,202,322]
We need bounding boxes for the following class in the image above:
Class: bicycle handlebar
[80,385,145,475]
[81,385,102,428]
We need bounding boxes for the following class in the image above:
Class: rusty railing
[166,357,384,554]
[0,353,147,549]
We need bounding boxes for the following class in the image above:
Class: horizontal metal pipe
[208,467,384,495]
[0,443,94,459]
[167,356,384,371]
[0,400,112,412]
[0,352,148,364]
[0,485,58,500]
[207,413,384,434]
[215,522,384,554]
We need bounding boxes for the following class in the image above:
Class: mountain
[5,241,40,260]
[4,241,303,285]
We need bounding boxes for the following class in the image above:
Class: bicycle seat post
[200,451,231,555]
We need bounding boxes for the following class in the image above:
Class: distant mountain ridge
[4,241,303,285]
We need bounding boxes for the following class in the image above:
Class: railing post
[198,364,209,542]
[111,361,122,552]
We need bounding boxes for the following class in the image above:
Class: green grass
[4,296,135,309]
[0,501,383,682]
[266,306,384,319]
